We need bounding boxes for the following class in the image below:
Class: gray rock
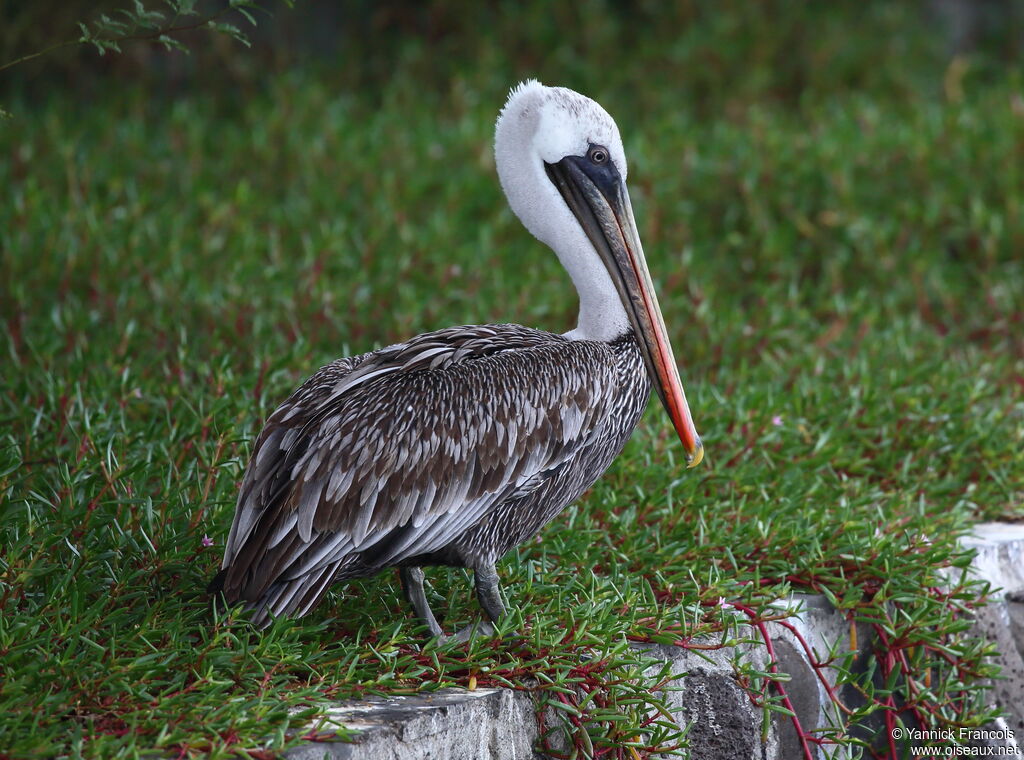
[284,688,540,760]
[961,523,1024,749]
[649,642,777,760]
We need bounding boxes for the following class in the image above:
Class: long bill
[545,155,704,467]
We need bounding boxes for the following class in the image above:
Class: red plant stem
[872,624,931,730]
[731,602,815,760]
[883,658,898,759]
[768,616,855,717]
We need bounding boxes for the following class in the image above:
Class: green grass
[2,3,1024,757]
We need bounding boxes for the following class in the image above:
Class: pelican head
[495,80,703,467]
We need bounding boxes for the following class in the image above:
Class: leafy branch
[0,0,292,74]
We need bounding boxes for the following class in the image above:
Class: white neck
[494,86,629,342]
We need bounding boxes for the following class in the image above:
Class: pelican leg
[474,564,507,623]
[399,567,443,638]
[444,567,504,643]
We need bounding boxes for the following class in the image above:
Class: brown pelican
[210,80,703,636]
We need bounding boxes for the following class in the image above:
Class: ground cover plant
[1,2,1023,757]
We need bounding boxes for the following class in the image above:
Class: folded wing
[216,324,618,623]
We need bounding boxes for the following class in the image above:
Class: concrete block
[961,523,1024,602]
[961,523,1024,747]
[284,688,540,760]
[643,642,778,760]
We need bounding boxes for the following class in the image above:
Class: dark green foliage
[75,0,273,56]
[0,0,290,78]
[1,2,1022,757]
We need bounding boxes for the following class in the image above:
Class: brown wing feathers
[214,324,618,623]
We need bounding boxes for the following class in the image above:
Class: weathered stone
[961,523,1024,601]
[770,636,819,757]
[642,642,777,760]
[961,523,1024,749]
[768,594,852,754]
[283,688,540,760]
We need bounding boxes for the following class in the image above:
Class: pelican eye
[588,146,608,165]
